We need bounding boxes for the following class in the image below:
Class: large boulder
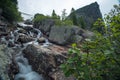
[49,26,75,45]
[18,34,34,43]
[48,26,89,45]
[23,44,75,80]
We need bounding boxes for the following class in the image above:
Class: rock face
[23,44,75,80]
[49,26,75,45]
[69,2,102,29]
[34,20,94,45]
[34,19,55,35]
[0,45,14,80]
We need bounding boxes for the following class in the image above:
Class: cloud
[18,0,119,19]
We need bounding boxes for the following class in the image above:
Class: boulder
[34,19,55,35]
[24,19,33,25]
[81,30,94,39]
[23,44,75,80]
[18,34,34,43]
[38,37,46,43]
[49,26,75,45]
[48,25,90,45]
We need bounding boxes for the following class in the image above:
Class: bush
[61,4,120,80]
[55,19,73,26]
[33,13,51,22]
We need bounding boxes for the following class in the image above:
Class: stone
[38,37,46,43]
[23,44,74,80]
[18,34,34,43]
[49,26,75,45]
[0,44,14,80]
[50,70,76,80]
[34,19,55,35]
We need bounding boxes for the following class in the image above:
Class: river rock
[38,37,46,43]
[23,44,75,80]
[18,34,34,43]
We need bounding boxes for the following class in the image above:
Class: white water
[0,22,51,80]
[14,23,47,80]
[15,54,44,80]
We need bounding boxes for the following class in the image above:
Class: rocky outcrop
[18,34,34,43]
[49,26,75,45]
[23,44,75,80]
[34,20,94,45]
[34,19,55,35]
[0,45,14,80]
[69,2,102,29]
[49,25,94,45]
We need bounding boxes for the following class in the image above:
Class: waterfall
[14,54,44,80]
[0,22,50,80]
[13,23,47,80]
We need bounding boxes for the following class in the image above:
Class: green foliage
[51,10,60,19]
[33,13,51,22]
[61,4,120,80]
[55,19,73,26]
[93,18,105,34]
[0,0,22,22]
[61,9,67,21]
[70,8,78,26]
[79,16,86,29]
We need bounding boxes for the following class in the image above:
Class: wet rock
[0,44,14,80]
[24,26,34,32]
[24,19,33,25]
[38,37,46,43]
[18,34,34,43]
[8,40,15,47]
[23,44,74,80]
[18,28,26,34]
[0,26,7,32]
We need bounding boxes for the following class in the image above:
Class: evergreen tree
[51,10,60,19]
[61,9,67,21]
[79,16,86,29]
[70,8,78,26]
[0,0,22,23]
[52,10,57,17]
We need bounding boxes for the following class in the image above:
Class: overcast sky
[18,0,119,20]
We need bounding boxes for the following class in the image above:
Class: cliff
[69,2,102,30]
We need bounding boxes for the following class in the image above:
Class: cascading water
[0,22,51,80]
[14,54,44,80]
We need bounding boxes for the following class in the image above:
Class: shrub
[61,4,120,80]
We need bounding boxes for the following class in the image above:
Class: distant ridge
[69,2,102,30]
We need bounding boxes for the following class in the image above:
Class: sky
[18,0,119,20]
